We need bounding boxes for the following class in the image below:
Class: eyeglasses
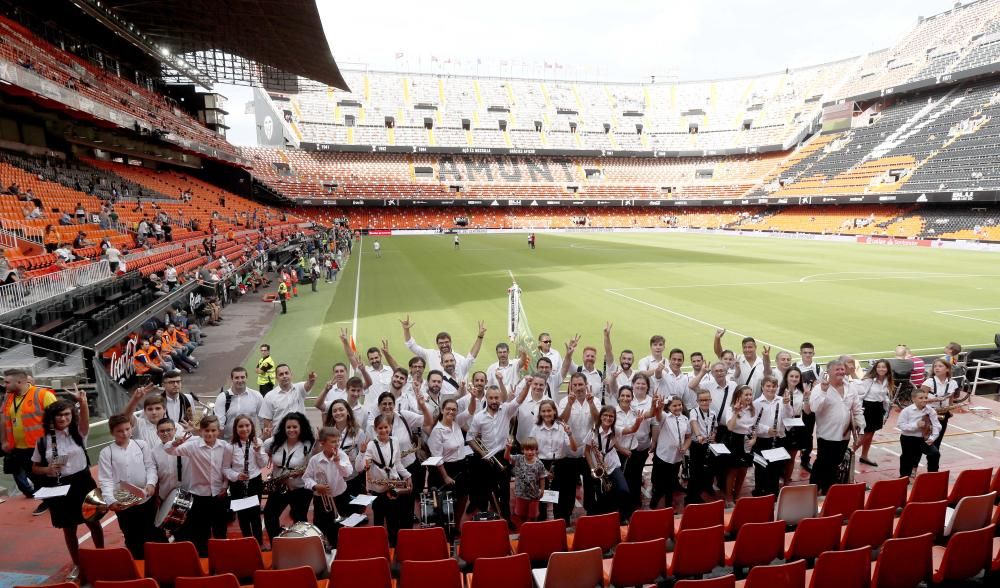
[540,340,552,344]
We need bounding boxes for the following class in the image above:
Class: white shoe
[66,566,80,581]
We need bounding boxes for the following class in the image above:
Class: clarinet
[50,429,61,485]
[242,440,251,493]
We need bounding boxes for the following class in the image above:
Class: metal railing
[0,226,17,249]
[0,259,113,314]
[0,218,44,241]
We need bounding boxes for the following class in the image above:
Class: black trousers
[686,443,711,503]
[189,495,230,556]
[555,457,594,523]
[800,412,816,464]
[752,438,783,496]
[372,491,411,546]
[933,414,949,449]
[117,498,161,559]
[809,438,848,493]
[229,475,264,544]
[900,435,940,477]
[649,455,681,509]
[311,492,349,549]
[263,487,311,542]
[404,461,425,526]
[623,448,648,517]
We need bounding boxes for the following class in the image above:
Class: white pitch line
[611,272,1000,292]
[934,307,1000,313]
[78,513,118,545]
[942,442,983,460]
[604,289,794,352]
[507,269,515,281]
[946,423,982,437]
[934,311,1000,327]
[797,271,960,283]
[876,445,901,457]
[351,236,364,350]
[815,343,994,360]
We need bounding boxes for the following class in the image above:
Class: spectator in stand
[25,205,44,220]
[43,225,59,253]
[105,243,122,273]
[54,244,74,265]
[72,231,92,250]
[74,202,86,224]
[896,345,926,388]
[163,262,178,291]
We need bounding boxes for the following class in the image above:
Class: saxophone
[263,466,306,495]
[584,444,612,493]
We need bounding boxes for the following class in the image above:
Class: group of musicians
[2,326,965,577]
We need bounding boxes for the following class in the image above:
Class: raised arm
[303,370,317,394]
[602,322,615,366]
[124,384,154,427]
[713,328,726,359]
[689,364,709,391]
[762,345,772,375]
[560,334,580,380]
[381,339,399,371]
[468,321,487,359]
[415,389,434,432]
[314,379,335,409]
[73,384,90,438]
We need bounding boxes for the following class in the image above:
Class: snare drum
[278,521,329,551]
[155,487,193,532]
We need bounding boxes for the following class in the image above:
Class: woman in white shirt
[778,367,811,483]
[723,385,756,507]
[528,399,576,521]
[426,398,473,527]
[921,359,959,450]
[649,396,690,510]
[225,415,269,545]
[855,359,895,467]
[614,384,651,521]
[31,396,102,580]
[324,399,368,515]
[582,406,631,519]
[261,412,315,544]
[362,413,414,546]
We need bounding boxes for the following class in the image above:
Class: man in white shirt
[214,367,263,438]
[363,346,394,397]
[808,360,864,493]
[515,373,549,445]
[439,352,469,399]
[537,332,563,375]
[557,373,600,519]
[400,315,485,379]
[485,342,520,388]
[793,342,821,472]
[259,364,316,437]
[714,330,769,398]
[689,361,735,416]
[561,336,605,404]
[467,380,529,522]
[653,348,695,409]
[638,334,667,375]
[603,322,636,392]
[161,370,197,426]
[105,245,122,273]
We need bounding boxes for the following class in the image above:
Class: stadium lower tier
[289,204,1000,242]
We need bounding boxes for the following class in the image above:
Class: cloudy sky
[222,0,960,145]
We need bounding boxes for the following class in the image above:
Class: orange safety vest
[158,335,174,355]
[147,346,164,367]
[133,348,152,374]
[4,385,49,449]
[172,329,189,345]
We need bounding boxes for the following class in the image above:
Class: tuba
[469,436,506,471]
[82,485,146,523]
[584,444,612,493]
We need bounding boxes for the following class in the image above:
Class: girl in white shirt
[921,359,959,450]
[649,396,690,510]
[363,414,413,546]
[528,399,576,522]
[778,367,811,483]
[31,396,102,579]
[582,406,631,519]
[855,359,895,467]
[687,390,717,505]
[614,385,650,521]
[723,385,756,507]
[751,376,790,497]
[225,414,268,545]
[324,399,368,515]
[365,391,432,526]
[426,398,473,528]
[261,412,315,544]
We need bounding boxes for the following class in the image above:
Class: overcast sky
[222,0,960,145]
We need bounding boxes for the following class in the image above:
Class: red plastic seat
[93,581,158,588]
[725,520,786,574]
[990,467,1000,498]
[893,499,947,539]
[784,515,842,562]
[842,506,896,550]
[805,546,871,588]
[207,538,271,583]
[675,575,736,588]
[907,471,949,504]
[516,519,569,567]
[174,574,241,588]
[724,495,775,538]
[870,532,933,588]
[335,525,391,561]
[329,557,393,588]
[738,560,806,588]
[666,524,725,579]
[79,547,143,585]
[253,566,318,588]
[400,558,463,588]
[14,584,77,588]
[457,519,512,572]
[143,541,208,586]
[533,547,605,588]
[393,527,450,573]
[571,512,621,556]
[865,478,908,511]
[944,491,996,536]
[819,483,866,522]
[468,553,533,588]
[947,467,992,505]
[625,507,674,543]
[931,523,995,584]
[675,500,725,535]
[602,539,667,587]
[776,485,818,528]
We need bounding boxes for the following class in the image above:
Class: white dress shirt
[364,437,411,490]
[365,364,395,397]
[608,363,634,393]
[557,396,596,458]
[631,396,653,450]
[615,407,639,450]
[468,400,521,457]
[925,376,958,408]
[858,378,890,405]
[689,408,718,442]
[132,416,162,448]
[530,423,572,460]
[897,404,942,442]
[566,362,605,399]
[259,382,309,425]
[737,356,765,396]
[583,426,621,473]
[654,413,689,463]
[751,395,791,438]
[809,383,865,441]
[164,437,232,496]
[263,439,312,490]
[723,405,755,435]
[541,348,563,375]
[152,443,190,500]
[428,421,473,462]
[637,355,665,374]
[405,338,475,379]
[32,429,88,476]
[303,450,353,497]
[654,370,694,408]
[698,378,735,417]
[515,395,546,443]
[365,411,423,468]
[99,440,157,505]
[224,440,270,482]
[486,361,519,389]
[164,392,197,424]
[214,388,264,438]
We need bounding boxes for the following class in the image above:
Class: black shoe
[800,461,813,473]
[859,457,878,467]
[32,502,49,516]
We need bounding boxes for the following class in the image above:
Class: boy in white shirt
[897,390,941,478]
[303,428,354,549]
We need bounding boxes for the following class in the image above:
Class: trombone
[314,470,344,523]
[469,435,506,471]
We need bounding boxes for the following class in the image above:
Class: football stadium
[2,0,1000,585]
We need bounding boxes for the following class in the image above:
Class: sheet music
[350,494,377,506]
[540,490,559,504]
[341,513,367,527]
[34,485,71,499]
[709,443,730,455]
[761,447,791,462]
[230,496,260,512]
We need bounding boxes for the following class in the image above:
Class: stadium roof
[91,0,348,91]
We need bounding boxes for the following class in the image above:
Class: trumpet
[263,466,306,495]
[81,485,146,523]
[469,436,506,471]
[314,470,344,523]
[584,444,612,493]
